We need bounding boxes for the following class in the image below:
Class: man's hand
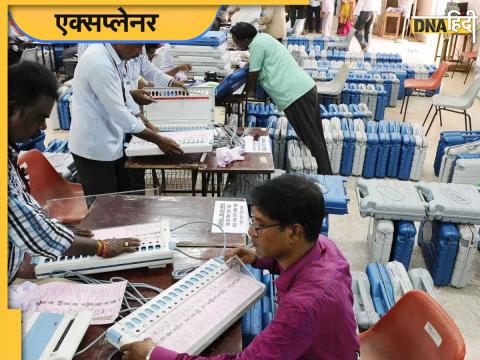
[170,80,188,92]
[138,79,155,89]
[145,121,160,133]
[224,247,257,264]
[102,237,141,258]
[155,135,184,156]
[120,338,156,360]
[130,89,155,105]
[139,113,160,132]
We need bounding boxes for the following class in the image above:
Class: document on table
[244,136,272,153]
[9,280,127,325]
[212,200,249,234]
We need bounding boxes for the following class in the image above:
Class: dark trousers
[284,87,333,175]
[307,6,321,33]
[72,153,131,196]
[290,5,306,26]
[354,11,375,50]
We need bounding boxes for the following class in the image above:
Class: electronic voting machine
[34,220,174,278]
[22,311,92,360]
[107,257,266,354]
[125,87,215,156]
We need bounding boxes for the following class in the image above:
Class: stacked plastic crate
[169,31,232,77]
[351,261,438,330]
[356,178,480,289]
[435,131,480,185]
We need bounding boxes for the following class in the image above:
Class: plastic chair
[292,18,306,35]
[423,77,480,136]
[329,28,355,50]
[452,50,478,84]
[316,63,349,103]
[360,290,466,360]
[18,149,88,224]
[400,61,453,123]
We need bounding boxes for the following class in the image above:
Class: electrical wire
[67,271,163,358]
[74,330,108,357]
[170,220,227,259]
[213,124,245,149]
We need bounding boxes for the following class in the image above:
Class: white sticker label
[259,156,267,164]
[424,321,442,347]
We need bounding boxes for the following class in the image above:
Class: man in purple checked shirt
[121,175,360,360]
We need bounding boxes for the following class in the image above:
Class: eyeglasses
[249,222,281,237]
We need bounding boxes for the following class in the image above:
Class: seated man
[120,174,360,360]
[8,61,141,284]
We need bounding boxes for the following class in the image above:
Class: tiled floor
[44,34,480,357]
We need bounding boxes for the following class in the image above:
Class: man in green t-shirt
[231,22,332,175]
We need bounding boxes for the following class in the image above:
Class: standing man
[230,23,332,175]
[258,6,287,41]
[353,0,381,51]
[69,44,184,196]
[8,62,141,284]
[322,0,336,37]
[227,5,262,29]
[119,175,359,360]
[307,0,321,34]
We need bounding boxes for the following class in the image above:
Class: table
[125,128,275,197]
[81,195,245,248]
[74,195,247,359]
[125,154,202,195]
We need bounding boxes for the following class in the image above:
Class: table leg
[152,169,160,194]
[48,44,55,73]
[216,173,223,197]
[40,44,46,68]
[201,173,208,197]
[192,169,198,196]
[211,174,215,196]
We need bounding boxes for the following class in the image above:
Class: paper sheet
[244,136,272,153]
[9,280,127,325]
[212,200,249,234]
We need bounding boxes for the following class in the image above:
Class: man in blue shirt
[230,23,332,174]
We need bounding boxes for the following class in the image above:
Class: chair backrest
[18,150,84,206]
[462,77,480,108]
[431,61,453,82]
[345,27,356,48]
[292,18,306,35]
[360,290,466,360]
[332,63,350,92]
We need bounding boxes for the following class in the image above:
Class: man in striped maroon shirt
[121,175,360,360]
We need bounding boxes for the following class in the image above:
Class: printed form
[9,280,127,324]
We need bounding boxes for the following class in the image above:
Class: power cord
[67,272,163,358]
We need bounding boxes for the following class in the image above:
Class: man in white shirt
[259,6,287,41]
[228,6,262,29]
[322,0,335,37]
[69,44,183,196]
[353,0,382,51]
[145,44,192,81]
